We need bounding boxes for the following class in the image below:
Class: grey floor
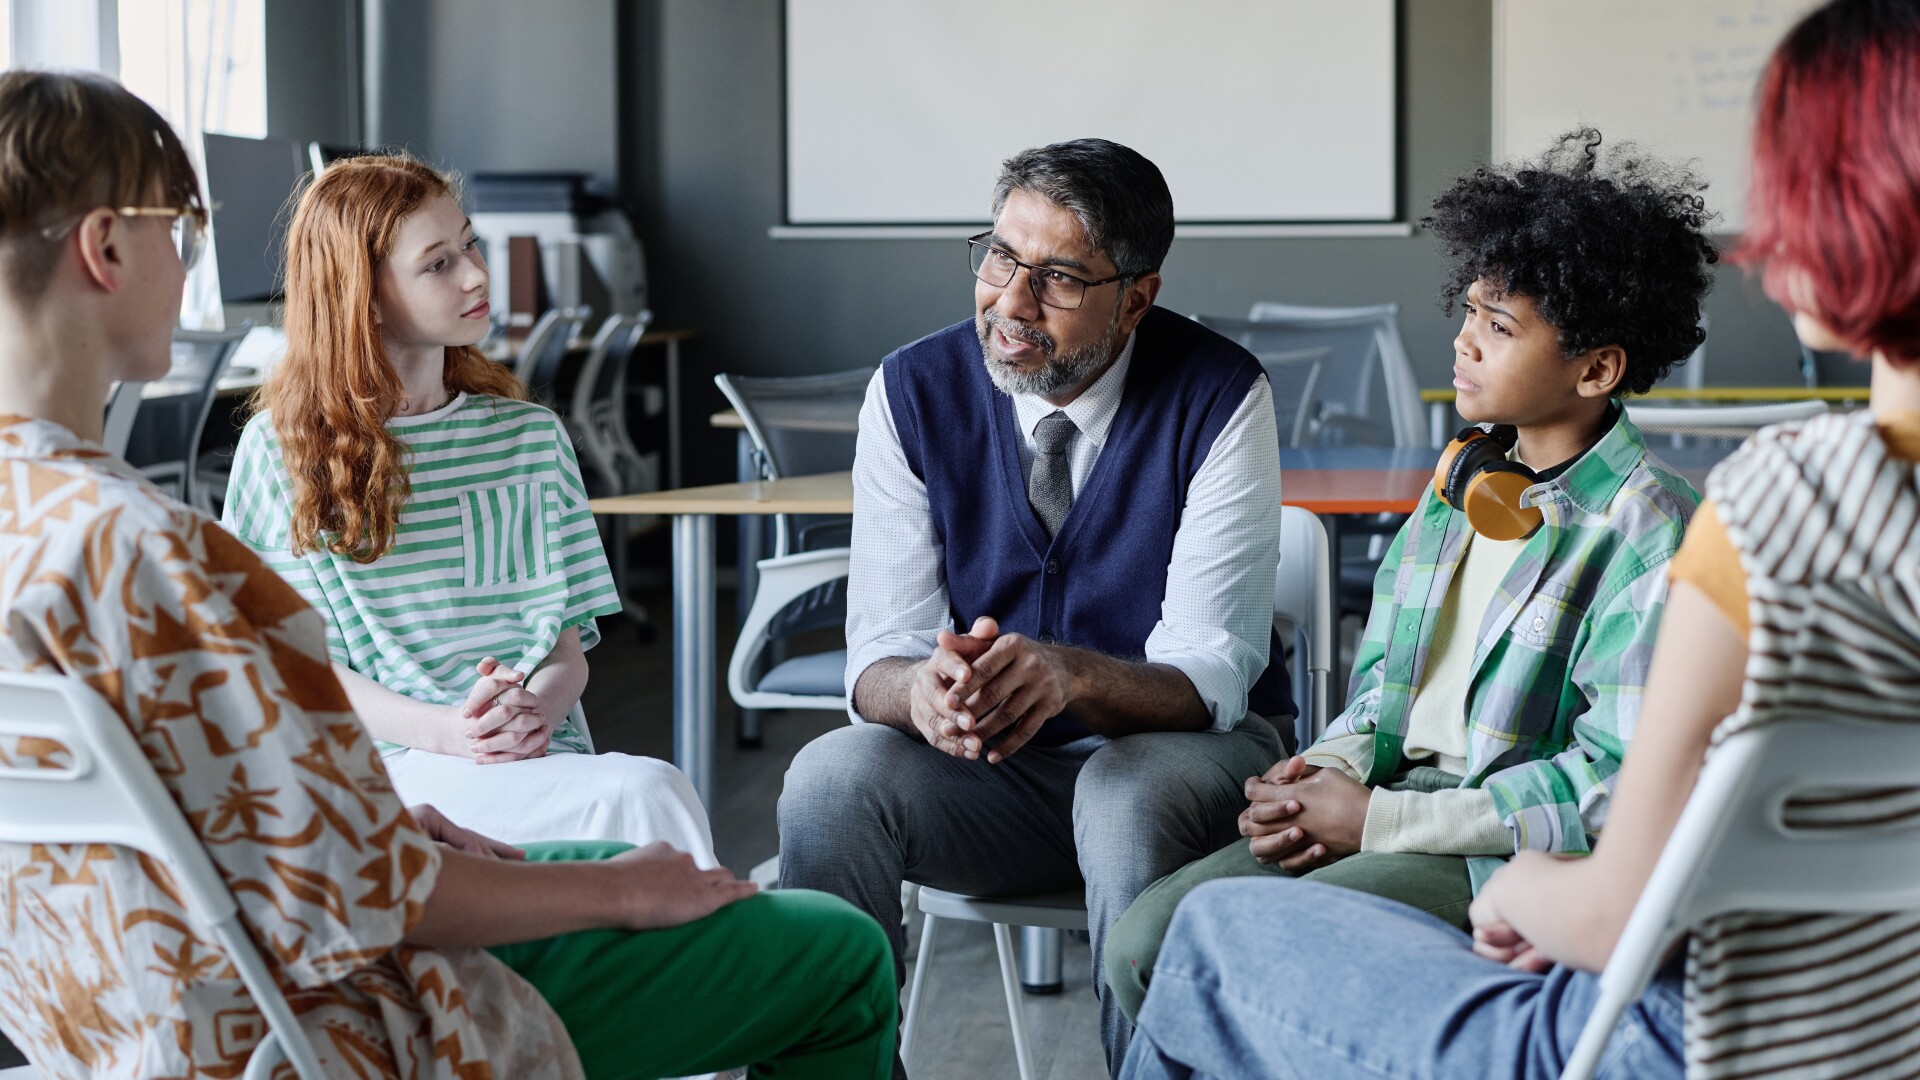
[0,586,1111,1079]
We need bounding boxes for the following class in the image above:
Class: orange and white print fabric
[0,417,581,1079]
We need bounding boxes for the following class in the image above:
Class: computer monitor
[201,133,307,304]
[308,141,371,175]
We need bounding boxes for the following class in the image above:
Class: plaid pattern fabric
[1319,408,1699,890]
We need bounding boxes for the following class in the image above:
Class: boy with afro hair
[1106,128,1714,1028]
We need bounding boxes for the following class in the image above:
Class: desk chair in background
[571,312,658,633]
[713,367,871,746]
[102,380,144,459]
[1561,717,1920,1080]
[128,323,249,517]
[0,672,325,1080]
[1242,302,1422,631]
[1625,400,1829,463]
[515,304,593,404]
[1191,314,1327,448]
[898,507,1335,1080]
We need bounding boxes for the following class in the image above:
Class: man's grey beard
[978,305,1123,398]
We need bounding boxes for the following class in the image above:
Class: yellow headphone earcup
[1462,469,1543,541]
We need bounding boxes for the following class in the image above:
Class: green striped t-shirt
[221,392,621,755]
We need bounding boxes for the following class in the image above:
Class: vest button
[1045,558,1061,574]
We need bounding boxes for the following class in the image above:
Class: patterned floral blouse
[0,418,581,1078]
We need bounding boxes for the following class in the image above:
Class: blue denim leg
[1120,879,1684,1080]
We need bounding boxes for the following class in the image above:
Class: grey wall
[264,0,358,147]
[628,0,1804,484]
[376,0,619,184]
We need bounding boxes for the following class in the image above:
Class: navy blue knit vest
[883,306,1294,745]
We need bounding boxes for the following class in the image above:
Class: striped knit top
[222,392,621,755]
[1688,409,1920,1078]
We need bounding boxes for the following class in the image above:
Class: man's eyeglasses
[41,206,209,271]
[967,231,1134,311]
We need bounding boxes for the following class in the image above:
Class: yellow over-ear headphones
[1433,424,1542,541]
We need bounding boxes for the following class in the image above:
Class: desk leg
[666,339,683,490]
[673,513,716,809]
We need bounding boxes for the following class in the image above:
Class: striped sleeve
[543,415,620,651]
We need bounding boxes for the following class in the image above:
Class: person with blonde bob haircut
[222,155,715,858]
[0,70,896,1079]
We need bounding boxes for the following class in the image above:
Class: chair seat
[915,886,1088,930]
[755,649,846,697]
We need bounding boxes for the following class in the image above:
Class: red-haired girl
[223,155,714,860]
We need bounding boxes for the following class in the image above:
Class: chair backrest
[1274,507,1333,747]
[714,367,873,555]
[1625,400,1829,436]
[0,672,324,1078]
[127,324,250,499]
[1245,302,1424,447]
[102,380,145,459]
[570,314,649,495]
[1194,315,1330,448]
[513,305,592,401]
[1563,717,1920,1080]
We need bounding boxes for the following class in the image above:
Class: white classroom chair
[0,672,325,1079]
[897,507,1334,1080]
[1561,717,1920,1080]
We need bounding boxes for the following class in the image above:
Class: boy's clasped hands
[1239,755,1372,873]
[457,657,555,764]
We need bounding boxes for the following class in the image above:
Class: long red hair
[1735,0,1920,363]
[258,155,526,561]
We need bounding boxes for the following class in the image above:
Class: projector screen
[783,0,1397,226]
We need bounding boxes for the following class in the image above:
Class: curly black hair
[1422,128,1719,396]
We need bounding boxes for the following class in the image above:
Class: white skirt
[380,747,718,868]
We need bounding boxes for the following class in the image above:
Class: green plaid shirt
[1318,408,1699,890]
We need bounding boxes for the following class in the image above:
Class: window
[119,0,266,138]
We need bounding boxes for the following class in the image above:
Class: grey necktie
[1028,410,1077,538]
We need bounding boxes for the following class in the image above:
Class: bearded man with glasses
[779,137,1293,1076]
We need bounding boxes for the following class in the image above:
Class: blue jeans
[1119,879,1684,1080]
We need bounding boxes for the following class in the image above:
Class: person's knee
[762,889,893,984]
[777,723,906,831]
[606,754,705,812]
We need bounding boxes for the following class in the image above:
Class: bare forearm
[525,629,589,725]
[851,656,920,733]
[334,661,457,755]
[1057,646,1211,736]
[408,849,621,947]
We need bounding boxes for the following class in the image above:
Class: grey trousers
[776,716,1284,1077]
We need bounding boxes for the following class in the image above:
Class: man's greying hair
[990,138,1175,281]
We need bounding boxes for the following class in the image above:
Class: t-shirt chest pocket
[458,481,557,587]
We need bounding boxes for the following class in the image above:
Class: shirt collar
[1011,331,1136,449]
[0,414,147,480]
[1525,402,1652,514]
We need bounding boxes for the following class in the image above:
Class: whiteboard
[784,0,1396,226]
[1494,0,1821,233]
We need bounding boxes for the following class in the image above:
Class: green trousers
[1105,772,1476,1023]
[487,841,897,1080]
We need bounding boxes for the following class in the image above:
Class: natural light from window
[119,0,266,138]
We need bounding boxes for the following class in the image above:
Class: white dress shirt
[844,330,1284,733]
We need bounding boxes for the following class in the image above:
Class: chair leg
[900,910,939,1072]
[994,923,1037,1080]
[1561,989,1629,1080]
